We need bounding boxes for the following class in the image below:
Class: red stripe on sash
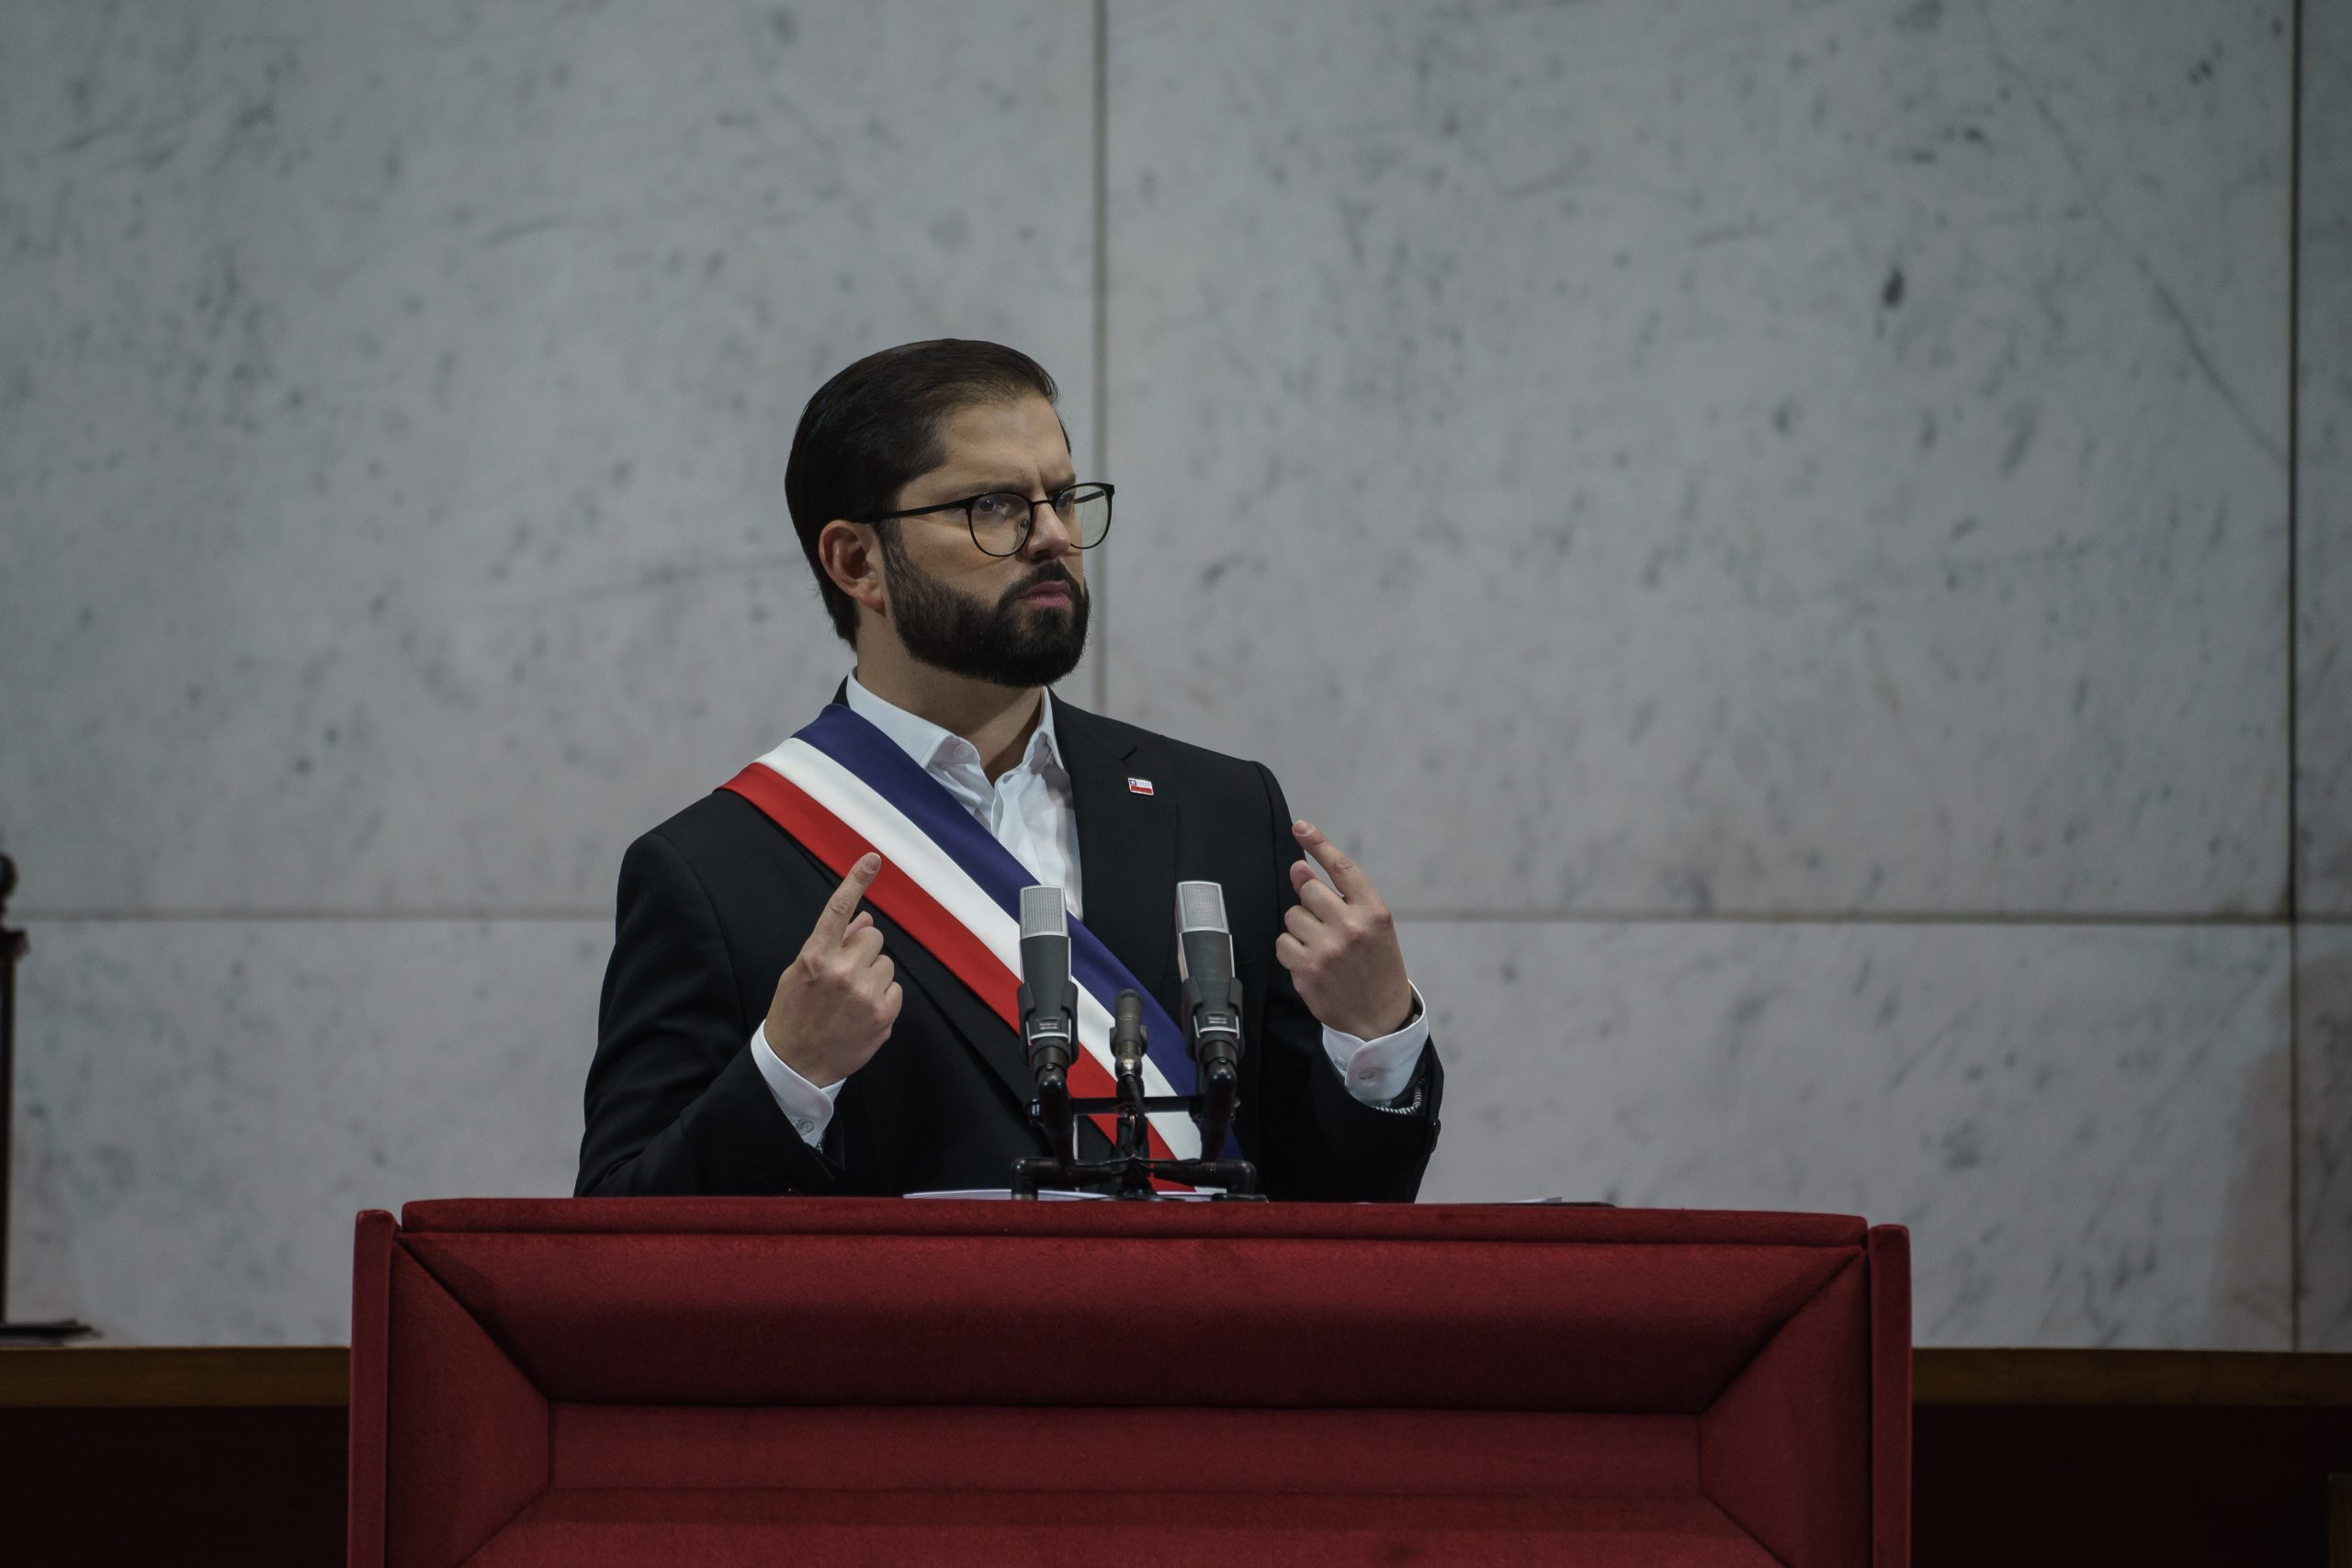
[722,764,1179,1171]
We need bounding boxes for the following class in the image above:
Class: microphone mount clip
[1011,987,1263,1201]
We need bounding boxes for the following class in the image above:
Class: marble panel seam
[1380,911,2302,928]
[15,909,2335,927]
[1090,0,1112,717]
[2288,0,2307,939]
[14,909,610,923]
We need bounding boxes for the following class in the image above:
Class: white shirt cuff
[752,1023,847,1148]
[1320,982,1430,1106]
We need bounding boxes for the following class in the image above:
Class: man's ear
[818,520,888,617]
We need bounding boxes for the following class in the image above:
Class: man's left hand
[1275,819,1417,1040]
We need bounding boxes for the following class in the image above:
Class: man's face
[875,394,1091,689]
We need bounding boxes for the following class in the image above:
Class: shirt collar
[843,672,1064,780]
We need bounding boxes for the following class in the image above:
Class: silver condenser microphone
[1017,886,1076,1134]
[1175,880,1243,1133]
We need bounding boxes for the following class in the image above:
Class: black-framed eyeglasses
[854,482,1114,558]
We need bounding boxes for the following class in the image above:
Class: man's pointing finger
[815,852,883,942]
[1293,820,1373,898]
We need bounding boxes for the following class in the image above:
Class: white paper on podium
[904,1188,1224,1201]
[904,1188,1102,1201]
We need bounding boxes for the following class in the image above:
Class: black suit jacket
[576,694,1442,1201]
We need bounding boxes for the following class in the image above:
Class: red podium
[349,1200,1909,1566]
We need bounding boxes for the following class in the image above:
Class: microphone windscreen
[1176,880,1236,998]
[1174,882,1243,1081]
[1020,885,1068,941]
[1175,880,1228,936]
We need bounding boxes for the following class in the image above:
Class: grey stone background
[0,0,2342,1348]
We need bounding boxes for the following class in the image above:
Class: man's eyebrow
[937,473,1080,495]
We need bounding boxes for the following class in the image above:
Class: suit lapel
[875,902,1040,1115]
[1056,697,1177,1005]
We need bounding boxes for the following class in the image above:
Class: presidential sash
[721,703,1240,1167]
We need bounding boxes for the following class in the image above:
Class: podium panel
[350,1201,1909,1566]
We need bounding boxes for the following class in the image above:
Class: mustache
[1000,562,1084,608]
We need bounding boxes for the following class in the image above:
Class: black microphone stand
[1182,968,1242,1166]
[1018,980,1077,1166]
[0,854,96,1343]
[1011,988,1262,1200]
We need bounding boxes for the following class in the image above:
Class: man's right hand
[763,852,903,1089]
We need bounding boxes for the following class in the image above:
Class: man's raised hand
[763,852,904,1089]
[1274,820,1417,1041]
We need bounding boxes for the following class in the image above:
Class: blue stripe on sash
[795,704,1232,1149]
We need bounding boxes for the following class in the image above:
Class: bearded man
[576,340,1441,1200]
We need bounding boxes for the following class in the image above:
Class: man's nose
[1021,498,1075,559]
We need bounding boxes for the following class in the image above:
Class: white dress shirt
[752,675,1430,1148]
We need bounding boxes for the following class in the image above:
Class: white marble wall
[8,919,600,1343]
[0,0,1095,913]
[2302,928,2352,1351]
[2308,0,2352,917]
[0,0,2339,1348]
[1409,920,2291,1348]
[1102,0,2319,1352]
[2300,0,2352,1351]
[1106,0,2290,918]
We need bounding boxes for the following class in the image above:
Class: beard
[878,527,1091,690]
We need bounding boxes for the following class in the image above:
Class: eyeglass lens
[967,487,1112,556]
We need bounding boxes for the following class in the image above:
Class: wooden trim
[5,1345,2348,1410]
[1915,1348,2352,1406]
[0,1347,347,1407]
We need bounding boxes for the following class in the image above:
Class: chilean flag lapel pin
[1127,777,1155,795]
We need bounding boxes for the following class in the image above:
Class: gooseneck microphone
[1110,988,1148,1117]
[1017,886,1075,1138]
[1175,881,1244,1136]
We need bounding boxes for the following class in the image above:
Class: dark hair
[784,339,1062,644]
